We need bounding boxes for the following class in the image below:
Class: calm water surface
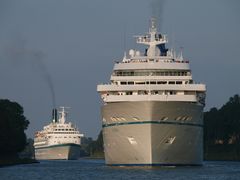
[1,159,240,180]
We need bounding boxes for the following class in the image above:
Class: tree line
[0,99,29,160]
[204,94,240,160]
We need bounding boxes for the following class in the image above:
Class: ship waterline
[102,101,203,165]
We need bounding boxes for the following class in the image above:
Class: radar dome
[129,49,135,57]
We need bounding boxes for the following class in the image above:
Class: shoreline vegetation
[1,94,240,167]
[0,99,32,168]
[204,94,240,161]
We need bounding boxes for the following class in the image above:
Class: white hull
[35,143,80,160]
[102,101,203,165]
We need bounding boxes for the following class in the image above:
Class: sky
[0,0,239,139]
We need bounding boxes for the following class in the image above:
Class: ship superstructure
[97,18,206,166]
[34,107,84,160]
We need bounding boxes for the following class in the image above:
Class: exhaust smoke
[4,37,56,108]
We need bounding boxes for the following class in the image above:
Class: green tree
[0,99,29,158]
[88,130,104,157]
[204,94,240,160]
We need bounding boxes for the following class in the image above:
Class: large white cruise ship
[97,18,206,166]
[34,107,84,160]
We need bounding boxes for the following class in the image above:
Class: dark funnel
[52,108,58,122]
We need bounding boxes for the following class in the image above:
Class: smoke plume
[4,37,56,108]
[31,51,56,108]
[150,0,166,31]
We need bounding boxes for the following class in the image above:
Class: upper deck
[112,18,190,71]
[97,18,206,105]
[114,59,190,71]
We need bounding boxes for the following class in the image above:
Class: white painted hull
[34,143,80,160]
[102,101,203,166]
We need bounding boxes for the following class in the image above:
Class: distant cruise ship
[34,107,84,160]
[97,18,206,166]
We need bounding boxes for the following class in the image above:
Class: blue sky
[0,0,239,138]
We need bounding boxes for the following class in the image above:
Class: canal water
[1,159,240,180]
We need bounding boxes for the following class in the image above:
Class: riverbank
[0,158,38,168]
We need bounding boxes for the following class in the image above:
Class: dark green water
[1,159,240,180]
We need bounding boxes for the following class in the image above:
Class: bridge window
[136,82,145,85]
[157,81,167,84]
[176,81,182,84]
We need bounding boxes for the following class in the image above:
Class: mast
[135,18,168,58]
[59,107,69,124]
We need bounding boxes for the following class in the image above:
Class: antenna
[179,46,184,61]
[170,25,176,60]
[123,51,127,62]
[149,17,157,33]
[122,21,127,54]
[124,25,126,53]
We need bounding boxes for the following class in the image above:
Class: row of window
[53,141,78,143]
[119,80,191,85]
[54,129,74,131]
[113,71,191,77]
[49,136,79,139]
[110,90,189,96]
[48,132,79,134]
